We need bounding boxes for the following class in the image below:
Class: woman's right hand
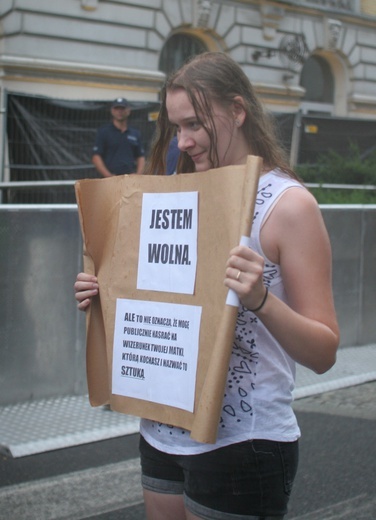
[74,272,99,311]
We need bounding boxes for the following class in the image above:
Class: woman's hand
[74,272,98,311]
[224,245,267,311]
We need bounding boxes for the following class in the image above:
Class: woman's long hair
[144,52,298,179]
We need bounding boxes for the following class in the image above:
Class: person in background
[92,97,145,177]
[75,52,339,520]
[166,135,180,175]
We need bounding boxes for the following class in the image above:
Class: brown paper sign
[75,155,262,443]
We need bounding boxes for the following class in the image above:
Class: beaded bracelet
[250,287,269,312]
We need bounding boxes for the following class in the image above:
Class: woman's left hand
[224,245,267,311]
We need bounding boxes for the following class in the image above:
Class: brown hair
[144,52,297,179]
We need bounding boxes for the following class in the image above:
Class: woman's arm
[225,187,340,374]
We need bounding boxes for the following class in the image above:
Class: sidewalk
[1,343,375,459]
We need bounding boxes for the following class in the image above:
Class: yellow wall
[361,0,376,16]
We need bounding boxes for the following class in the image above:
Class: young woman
[75,52,339,520]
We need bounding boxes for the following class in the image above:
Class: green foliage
[296,143,376,203]
[308,187,376,204]
[296,143,376,185]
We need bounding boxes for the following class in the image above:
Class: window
[300,55,334,114]
[159,33,207,75]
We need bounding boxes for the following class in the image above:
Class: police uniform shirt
[93,123,145,175]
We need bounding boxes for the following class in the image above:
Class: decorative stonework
[195,0,212,28]
[260,2,285,41]
[324,18,343,50]
[302,0,355,11]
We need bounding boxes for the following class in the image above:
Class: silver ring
[236,270,241,281]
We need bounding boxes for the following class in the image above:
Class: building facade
[0,0,375,113]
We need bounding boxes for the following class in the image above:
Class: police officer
[92,97,145,177]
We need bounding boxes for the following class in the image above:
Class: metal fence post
[289,108,302,169]
[0,89,8,202]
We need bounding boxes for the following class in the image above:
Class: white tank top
[140,169,303,454]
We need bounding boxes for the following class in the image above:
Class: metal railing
[1,180,375,205]
[305,183,376,190]
[0,180,79,204]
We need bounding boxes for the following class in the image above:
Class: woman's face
[166,89,247,172]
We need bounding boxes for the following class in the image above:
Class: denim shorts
[139,435,299,520]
